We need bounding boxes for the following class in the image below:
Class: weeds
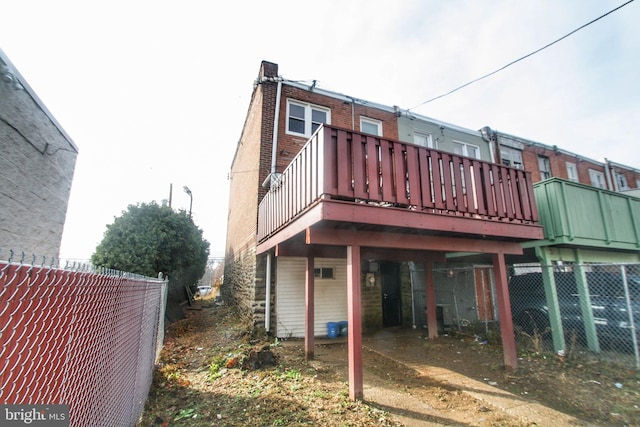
[208,356,227,380]
[281,368,302,381]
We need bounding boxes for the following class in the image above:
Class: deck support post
[304,255,315,360]
[492,252,518,370]
[347,245,363,400]
[424,257,438,341]
[535,247,566,353]
[574,249,600,353]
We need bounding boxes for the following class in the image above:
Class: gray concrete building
[1,49,78,259]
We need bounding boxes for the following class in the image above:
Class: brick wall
[224,62,279,327]
[224,61,402,327]
[0,68,78,258]
[273,84,399,175]
[610,165,640,190]
[520,143,608,186]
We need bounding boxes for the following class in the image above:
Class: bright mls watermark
[1,405,69,426]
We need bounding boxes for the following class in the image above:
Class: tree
[92,202,210,290]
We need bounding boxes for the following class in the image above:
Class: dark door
[381,262,402,327]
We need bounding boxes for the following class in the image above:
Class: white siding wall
[276,257,347,338]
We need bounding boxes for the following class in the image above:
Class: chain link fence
[409,262,640,369]
[508,262,640,369]
[0,258,168,426]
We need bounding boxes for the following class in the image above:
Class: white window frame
[615,171,629,190]
[314,267,335,280]
[566,162,579,182]
[286,99,331,137]
[452,140,481,159]
[413,131,434,148]
[589,169,607,189]
[500,146,523,169]
[360,117,382,136]
[538,155,552,180]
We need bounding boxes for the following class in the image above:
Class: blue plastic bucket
[338,321,348,336]
[327,322,338,339]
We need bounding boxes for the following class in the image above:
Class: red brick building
[492,129,640,192]
[225,61,543,399]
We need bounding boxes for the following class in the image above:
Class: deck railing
[534,178,640,250]
[258,125,538,241]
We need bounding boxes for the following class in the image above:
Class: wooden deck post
[305,255,315,360]
[347,245,363,400]
[492,252,518,370]
[424,257,438,341]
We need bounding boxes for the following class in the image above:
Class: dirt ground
[138,300,640,426]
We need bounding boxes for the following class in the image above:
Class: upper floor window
[538,155,552,180]
[452,141,480,159]
[360,117,382,136]
[413,132,434,148]
[589,169,607,189]
[615,172,629,190]
[286,100,330,137]
[566,162,579,182]
[500,146,523,169]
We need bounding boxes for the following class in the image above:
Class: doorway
[380,262,402,327]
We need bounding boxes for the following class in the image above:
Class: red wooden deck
[256,125,544,399]
[258,125,542,249]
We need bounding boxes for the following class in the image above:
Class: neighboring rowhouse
[225,61,543,399]
[488,128,640,192]
[476,128,640,362]
[0,49,78,258]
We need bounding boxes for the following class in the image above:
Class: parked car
[509,271,640,351]
[197,286,213,297]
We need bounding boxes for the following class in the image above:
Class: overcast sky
[1,0,638,261]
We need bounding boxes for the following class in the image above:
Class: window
[286,100,330,137]
[615,172,629,190]
[566,162,579,182]
[314,267,334,279]
[413,132,434,148]
[589,169,607,189]
[452,141,480,159]
[360,117,382,136]
[538,155,552,180]
[636,178,640,189]
[500,146,523,169]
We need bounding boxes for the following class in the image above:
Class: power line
[409,0,635,111]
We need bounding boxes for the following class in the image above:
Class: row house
[225,61,543,399]
[490,129,640,193]
[470,131,640,358]
[225,61,640,398]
